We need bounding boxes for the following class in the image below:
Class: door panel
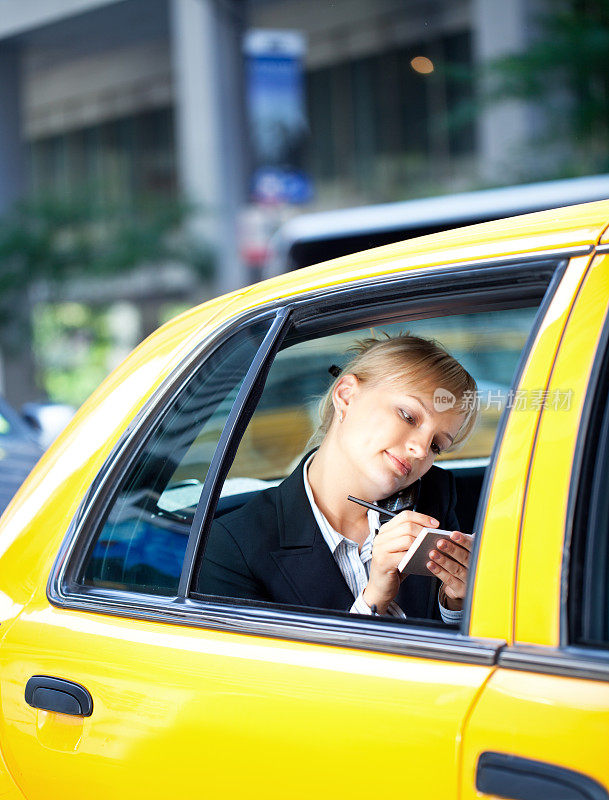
[0,602,492,800]
[0,757,25,799]
[461,253,609,796]
[461,669,609,798]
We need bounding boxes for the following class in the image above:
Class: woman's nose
[407,429,432,458]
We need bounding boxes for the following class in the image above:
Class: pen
[347,495,397,517]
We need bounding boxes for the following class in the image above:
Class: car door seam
[456,663,500,800]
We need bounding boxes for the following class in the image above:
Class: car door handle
[476,752,609,800]
[25,676,93,717]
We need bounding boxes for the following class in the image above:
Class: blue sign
[251,167,313,204]
[244,30,313,205]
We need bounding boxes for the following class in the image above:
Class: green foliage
[443,0,609,177]
[32,303,115,406]
[486,0,609,145]
[0,193,214,331]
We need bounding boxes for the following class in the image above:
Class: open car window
[60,259,555,638]
[194,303,541,620]
[224,309,537,490]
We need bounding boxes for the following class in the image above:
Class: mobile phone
[376,479,421,524]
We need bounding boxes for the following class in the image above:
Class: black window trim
[563,273,609,649]
[178,306,294,595]
[498,643,609,683]
[48,251,572,663]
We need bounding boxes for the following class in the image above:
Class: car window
[76,318,271,596]
[192,303,542,620]
[225,308,538,485]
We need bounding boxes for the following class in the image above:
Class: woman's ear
[333,373,359,417]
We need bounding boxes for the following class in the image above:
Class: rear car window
[76,319,271,596]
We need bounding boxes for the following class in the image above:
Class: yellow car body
[0,201,609,798]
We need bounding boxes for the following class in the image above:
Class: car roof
[120,200,609,371]
[245,199,609,310]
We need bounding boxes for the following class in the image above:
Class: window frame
[47,252,570,664]
[48,307,282,603]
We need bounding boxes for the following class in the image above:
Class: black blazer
[198,455,460,620]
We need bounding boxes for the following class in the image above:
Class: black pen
[347,495,397,518]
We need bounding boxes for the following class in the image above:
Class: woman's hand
[427,531,474,611]
[362,511,440,614]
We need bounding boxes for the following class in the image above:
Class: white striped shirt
[302,455,462,623]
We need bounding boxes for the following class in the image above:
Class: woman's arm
[197,520,269,602]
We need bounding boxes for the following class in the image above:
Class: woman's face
[332,373,466,500]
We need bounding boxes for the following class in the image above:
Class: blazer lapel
[270,455,355,611]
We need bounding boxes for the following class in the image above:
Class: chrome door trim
[499,644,609,682]
[48,587,505,665]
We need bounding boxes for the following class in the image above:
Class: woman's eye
[431,442,442,455]
[400,409,415,424]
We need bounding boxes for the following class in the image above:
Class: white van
[263,174,609,277]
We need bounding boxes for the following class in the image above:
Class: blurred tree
[0,193,214,403]
[487,0,609,172]
[32,303,115,407]
[446,0,609,179]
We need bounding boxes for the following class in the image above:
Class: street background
[0,0,607,421]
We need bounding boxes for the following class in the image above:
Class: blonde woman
[199,334,478,622]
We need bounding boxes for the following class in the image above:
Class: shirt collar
[302,453,379,553]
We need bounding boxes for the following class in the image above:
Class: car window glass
[77,319,270,597]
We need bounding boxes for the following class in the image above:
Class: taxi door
[0,594,503,800]
[460,251,609,798]
[0,303,506,800]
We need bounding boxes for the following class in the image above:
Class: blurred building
[0,0,246,404]
[0,0,547,403]
[1,0,545,242]
[0,0,247,292]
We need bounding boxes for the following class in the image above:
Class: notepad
[397,528,456,576]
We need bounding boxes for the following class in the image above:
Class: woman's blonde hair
[312,333,479,451]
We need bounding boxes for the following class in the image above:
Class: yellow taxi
[1,200,608,799]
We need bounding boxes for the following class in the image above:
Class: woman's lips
[385,451,411,476]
